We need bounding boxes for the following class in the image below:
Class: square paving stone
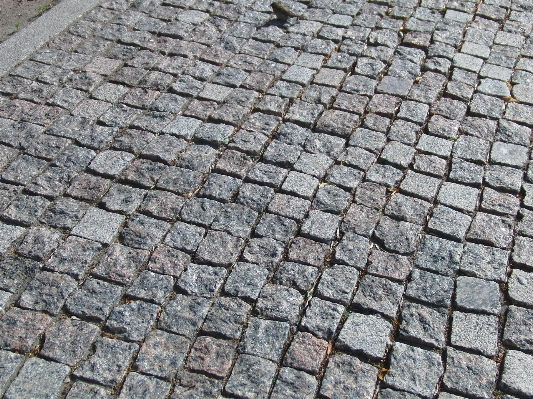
[199,173,242,203]
[17,271,77,315]
[453,135,490,164]
[304,132,346,158]
[316,263,359,305]
[118,372,171,399]
[225,354,277,399]
[397,101,430,124]
[162,116,202,140]
[320,354,378,399]
[293,152,334,179]
[301,210,340,243]
[341,204,380,238]
[105,301,160,341]
[354,182,387,210]
[156,167,203,196]
[312,185,351,214]
[437,182,479,213]
[65,381,111,399]
[379,140,416,168]
[239,317,290,362]
[300,297,344,341]
[400,171,441,201]
[71,208,125,244]
[374,216,422,255]
[195,123,234,146]
[470,93,504,118]
[500,350,533,399]
[0,350,24,395]
[508,269,533,307]
[448,158,484,186]
[352,274,404,318]
[460,242,509,282]
[504,305,533,352]
[427,205,472,242]
[384,343,444,399]
[241,237,285,271]
[202,296,250,340]
[455,276,500,315]
[101,183,146,215]
[88,150,135,177]
[65,278,122,321]
[283,331,328,375]
[196,231,244,267]
[365,164,404,187]
[139,190,185,221]
[223,262,268,301]
[246,162,288,189]
[512,236,533,269]
[335,233,370,269]
[490,141,529,168]
[0,307,52,353]
[287,237,330,267]
[339,147,377,172]
[180,198,223,227]
[267,193,310,221]
[427,116,460,140]
[451,311,499,357]
[337,312,392,360]
[176,263,227,298]
[315,110,359,137]
[214,150,253,179]
[121,214,170,250]
[164,221,205,254]
[270,367,317,399]
[187,336,237,379]
[350,128,387,154]
[399,301,448,349]
[92,243,150,285]
[134,329,190,380]
[414,235,463,276]
[262,140,302,169]
[467,212,514,248]
[16,226,62,261]
[255,284,304,324]
[1,154,47,185]
[4,357,70,399]
[1,195,50,226]
[141,135,187,164]
[485,165,523,193]
[384,194,430,225]
[255,213,297,243]
[126,270,174,304]
[74,337,138,388]
[211,203,258,239]
[443,348,498,399]
[172,370,222,399]
[272,262,318,293]
[41,318,99,366]
[480,188,520,216]
[405,268,454,308]
[158,294,211,338]
[120,159,168,189]
[177,145,218,172]
[367,249,412,282]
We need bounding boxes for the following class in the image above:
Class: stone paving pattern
[0,0,532,397]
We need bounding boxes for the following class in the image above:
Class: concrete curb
[0,0,102,77]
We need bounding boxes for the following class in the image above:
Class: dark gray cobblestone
[0,0,532,397]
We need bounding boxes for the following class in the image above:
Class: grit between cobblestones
[0,0,533,397]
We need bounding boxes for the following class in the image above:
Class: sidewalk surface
[0,0,532,397]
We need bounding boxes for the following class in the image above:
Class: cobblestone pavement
[0,0,533,397]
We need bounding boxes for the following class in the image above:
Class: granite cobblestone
[0,0,531,396]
